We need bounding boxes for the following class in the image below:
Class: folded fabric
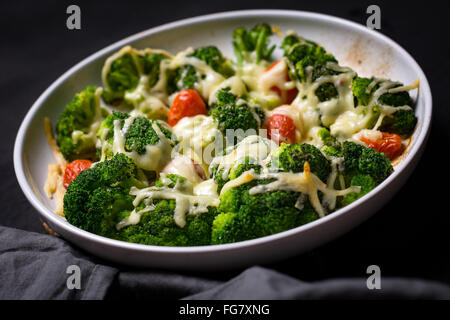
[185,266,450,299]
[1,226,449,300]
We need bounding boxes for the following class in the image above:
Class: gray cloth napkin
[1,226,449,300]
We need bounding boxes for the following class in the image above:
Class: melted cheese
[123,182,219,228]
[162,154,204,185]
[112,116,173,172]
[258,59,295,93]
[220,163,360,218]
[170,47,225,99]
[125,76,169,119]
[209,135,277,181]
[208,75,247,105]
[239,61,266,91]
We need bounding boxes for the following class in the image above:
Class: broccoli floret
[342,141,393,183]
[65,160,217,246]
[379,90,413,107]
[119,173,217,246]
[281,34,301,53]
[166,47,234,96]
[283,34,339,102]
[379,86,416,135]
[315,82,339,102]
[64,153,145,237]
[102,53,140,104]
[189,46,235,77]
[102,49,169,105]
[359,147,393,183]
[119,200,217,246]
[271,143,331,182]
[211,88,265,140]
[98,114,175,159]
[211,179,318,244]
[232,23,275,66]
[56,86,105,161]
[155,173,187,188]
[351,77,375,106]
[96,114,175,175]
[380,109,417,135]
[317,128,342,157]
[352,77,417,135]
[341,174,376,206]
[97,111,129,142]
[166,64,198,95]
[139,52,167,87]
[124,117,174,155]
[342,141,363,174]
[212,157,262,192]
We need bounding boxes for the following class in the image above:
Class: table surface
[1,0,449,283]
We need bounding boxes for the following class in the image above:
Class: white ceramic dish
[14,10,432,270]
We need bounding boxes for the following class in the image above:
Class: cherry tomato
[168,89,207,126]
[267,113,296,144]
[63,160,93,188]
[360,132,403,160]
[265,60,298,104]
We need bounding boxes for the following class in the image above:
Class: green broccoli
[65,159,216,246]
[317,128,342,157]
[97,111,129,142]
[379,109,417,135]
[232,23,275,66]
[271,143,331,182]
[189,46,235,77]
[124,117,175,155]
[97,112,175,159]
[341,174,376,206]
[96,113,175,176]
[282,33,339,102]
[379,85,417,135]
[56,86,106,161]
[351,77,417,135]
[211,88,265,141]
[351,77,375,106]
[211,179,318,244]
[139,52,167,87]
[102,49,169,105]
[119,173,217,246]
[155,173,187,188]
[119,200,217,246]
[166,46,234,96]
[212,156,262,192]
[102,53,139,104]
[342,141,393,184]
[166,64,198,95]
[280,34,301,53]
[64,153,146,237]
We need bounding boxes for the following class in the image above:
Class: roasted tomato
[267,113,296,144]
[63,159,93,188]
[361,132,403,160]
[168,89,207,126]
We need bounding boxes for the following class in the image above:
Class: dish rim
[13,9,433,255]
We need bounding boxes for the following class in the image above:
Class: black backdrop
[1,0,449,286]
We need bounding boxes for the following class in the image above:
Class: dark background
[1,0,449,285]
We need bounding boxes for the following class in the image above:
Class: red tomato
[168,89,207,126]
[360,132,403,160]
[63,160,93,188]
[265,60,298,104]
[267,113,296,144]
